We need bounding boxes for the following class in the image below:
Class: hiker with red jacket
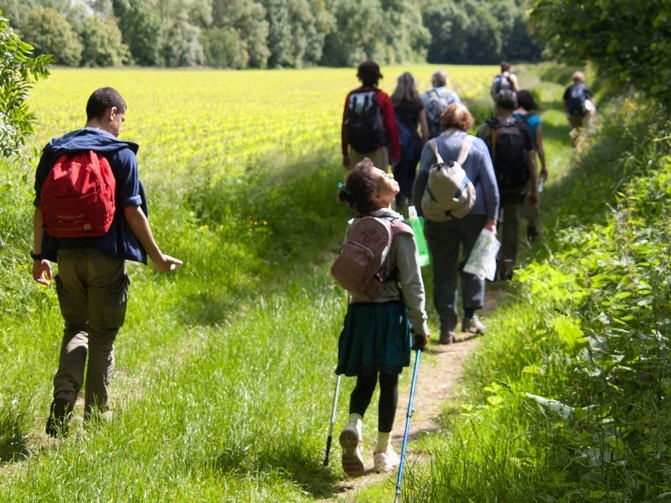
[342,60,400,171]
[335,158,429,477]
[31,87,182,437]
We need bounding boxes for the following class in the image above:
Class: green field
[2,64,509,502]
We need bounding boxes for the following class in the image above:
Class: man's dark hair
[500,61,511,72]
[356,60,382,87]
[86,87,127,121]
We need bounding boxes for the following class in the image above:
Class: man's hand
[32,259,52,286]
[528,192,539,207]
[151,254,183,273]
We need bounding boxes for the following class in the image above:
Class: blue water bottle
[407,206,430,267]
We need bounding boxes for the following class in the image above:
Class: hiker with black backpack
[563,71,596,147]
[31,87,182,438]
[420,69,462,139]
[334,158,430,477]
[412,103,499,344]
[391,72,429,210]
[477,90,538,282]
[342,60,400,171]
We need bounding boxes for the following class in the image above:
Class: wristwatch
[30,251,42,261]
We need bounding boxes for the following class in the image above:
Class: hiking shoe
[45,398,73,438]
[439,331,456,345]
[462,315,487,335]
[527,226,540,241]
[373,447,400,472]
[339,424,364,477]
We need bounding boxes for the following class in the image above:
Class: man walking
[477,90,537,281]
[32,87,182,437]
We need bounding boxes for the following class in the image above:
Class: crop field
[0,64,503,502]
[26,65,497,179]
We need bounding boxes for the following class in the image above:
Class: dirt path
[318,287,506,501]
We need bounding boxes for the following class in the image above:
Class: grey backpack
[421,135,476,222]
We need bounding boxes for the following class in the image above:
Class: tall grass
[399,87,671,501]
[7,62,656,502]
[0,65,500,501]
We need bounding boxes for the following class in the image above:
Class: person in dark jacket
[32,87,182,437]
[390,71,429,209]
[341,60,400,171]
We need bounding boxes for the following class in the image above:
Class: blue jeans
[53,249,129,417]
[425,214,487,333]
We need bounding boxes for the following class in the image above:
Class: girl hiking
[335,158,430,477]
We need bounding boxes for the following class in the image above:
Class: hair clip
[338,182,353,197]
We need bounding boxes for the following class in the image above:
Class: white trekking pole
[394,347,422,503]
[323,373,342,466]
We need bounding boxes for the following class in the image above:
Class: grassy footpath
[5,63,667,502]
[0,64,501,502]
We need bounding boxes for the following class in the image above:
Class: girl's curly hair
[338,158,378,215]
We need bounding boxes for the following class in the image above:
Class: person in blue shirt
[420,69,462,139]
[513,90,547,241]
[31,87,182,437]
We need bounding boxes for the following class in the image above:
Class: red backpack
[39,150,116,237]
[331,216,413,301]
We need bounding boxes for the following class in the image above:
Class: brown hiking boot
[439,331,456,344]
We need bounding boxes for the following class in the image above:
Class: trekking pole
[394,348,422,503]
[323,373,342,466]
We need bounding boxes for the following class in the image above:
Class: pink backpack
[331,216,413,301]
[39,151,116,237]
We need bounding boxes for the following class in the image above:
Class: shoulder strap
[390,217,413,236]
[487,120,498,161]
[456,135,475,165]
[431,135,475,166]
[429,139,444,165]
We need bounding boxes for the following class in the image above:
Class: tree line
[0,0,542,69]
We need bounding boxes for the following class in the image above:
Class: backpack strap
[456,135,475,165]
[430,135,475,166]
[429,139,444,165]
[486,118,499,162]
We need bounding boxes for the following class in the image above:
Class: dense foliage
[0,0,542,68]
[387,75,671,500]
[0,13,49,157]
[530,0,671,108]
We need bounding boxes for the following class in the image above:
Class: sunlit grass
[0,63,592,501]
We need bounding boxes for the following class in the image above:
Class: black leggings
[349,372,399,433]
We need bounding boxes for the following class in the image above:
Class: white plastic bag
[463,228,500,281]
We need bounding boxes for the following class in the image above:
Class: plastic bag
[463,228,500,281]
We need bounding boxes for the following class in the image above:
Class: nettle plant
[500,97,671,498]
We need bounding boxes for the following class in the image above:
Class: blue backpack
[491,74,513,97]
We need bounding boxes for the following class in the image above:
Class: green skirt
[336,301,411,376]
